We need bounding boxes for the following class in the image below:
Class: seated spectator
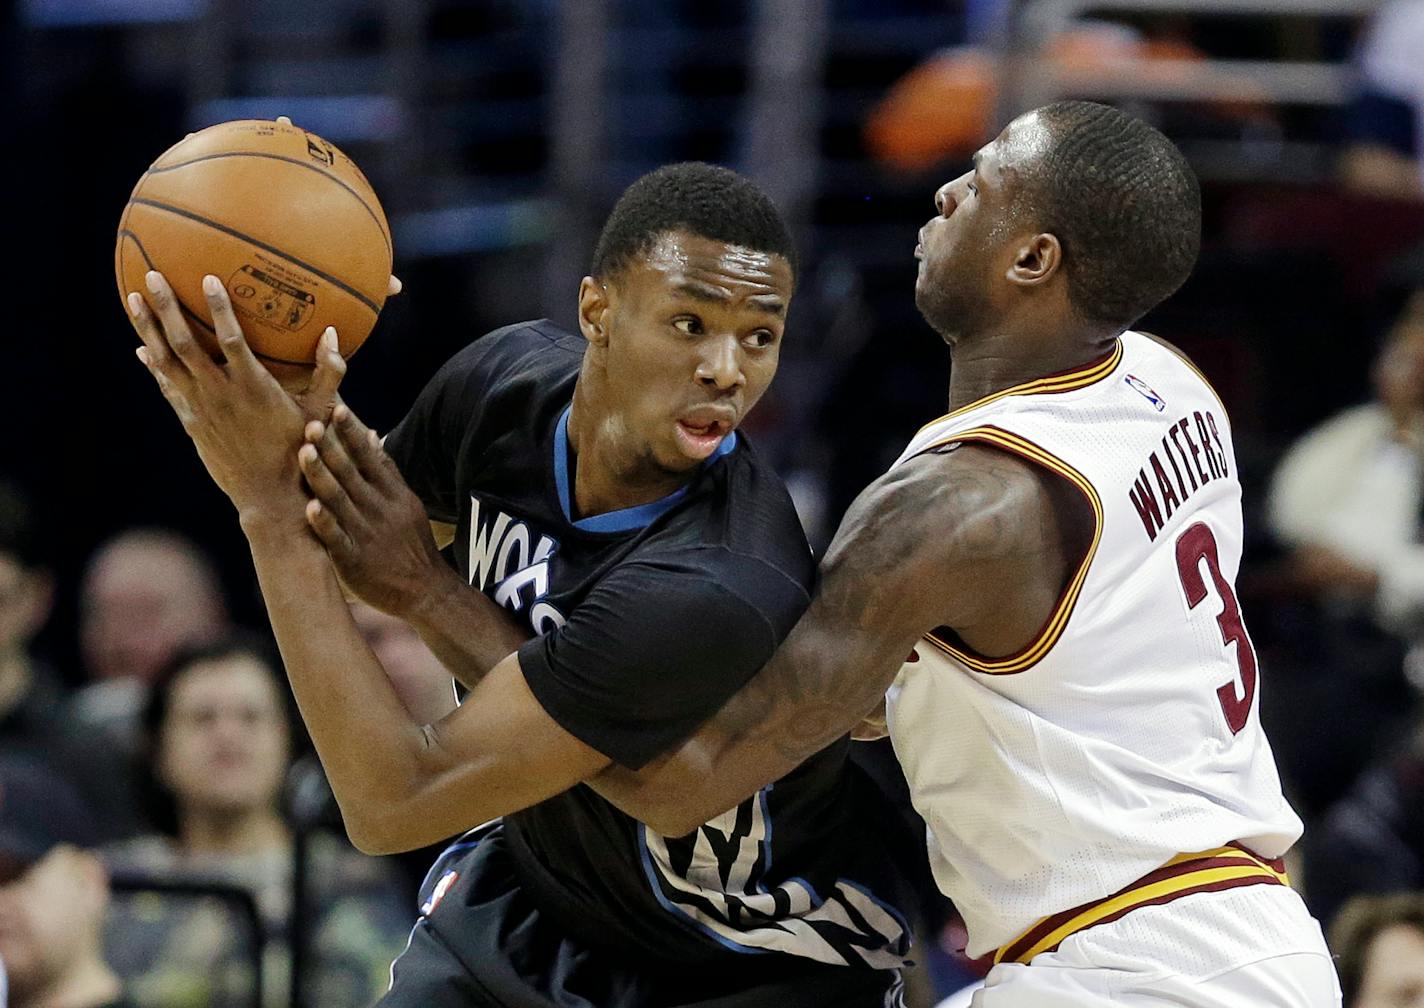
[0,480,61,762]
[349,600,456,725]
[64,528,230,839]
[1306,723,1424,928]
[1330,891,1424,1007]
[0,756,130,1008]
[101,636,410,1008]
[1270,292,1424,635]
[1265,292,1424,812]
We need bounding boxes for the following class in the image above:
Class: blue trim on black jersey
[553,405,738,532]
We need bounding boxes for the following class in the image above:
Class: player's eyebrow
[674,282,786,317]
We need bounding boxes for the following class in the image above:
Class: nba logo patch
[1124,374,1166,411]
[421,870,459,916]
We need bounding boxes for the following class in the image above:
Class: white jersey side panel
[884,331,1303,957]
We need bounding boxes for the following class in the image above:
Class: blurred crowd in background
[5,0,1424,1005]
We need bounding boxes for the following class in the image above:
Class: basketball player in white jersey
[591,101,1342,1005]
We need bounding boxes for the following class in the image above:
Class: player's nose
[695,335,744,392]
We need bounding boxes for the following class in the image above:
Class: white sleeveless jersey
[884,330,1302,958]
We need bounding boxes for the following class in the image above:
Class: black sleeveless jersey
[384,320,919,974]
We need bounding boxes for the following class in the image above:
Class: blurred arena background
[3,1,1424,1005]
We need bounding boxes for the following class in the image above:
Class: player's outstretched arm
[590,444,1060,836]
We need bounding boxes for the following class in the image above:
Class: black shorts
[379,826,904,1008]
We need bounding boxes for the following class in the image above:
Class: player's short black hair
[591,162,798,282]
[1019,101,1201,329]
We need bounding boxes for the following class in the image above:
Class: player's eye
[744,329,776,349]
[672,316,703,336]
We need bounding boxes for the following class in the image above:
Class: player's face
[597,232,793,471]
[157,655,290,818]
[915,114,1045,341]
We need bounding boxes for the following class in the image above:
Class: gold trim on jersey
[919,427,1103,675]
[994,844,1290,966]
[913,339,1123,436]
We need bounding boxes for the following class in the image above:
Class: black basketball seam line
[146,151,392,255]
[127,197,384,315]
[119,229,317,365]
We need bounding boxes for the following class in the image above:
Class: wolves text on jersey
[1128,410,1229,543]
[467,496,567,635]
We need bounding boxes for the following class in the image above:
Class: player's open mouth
[675,416,733,460]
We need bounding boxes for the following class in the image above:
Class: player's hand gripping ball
[116,119,393,387]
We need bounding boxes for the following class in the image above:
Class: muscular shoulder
[824,443,1071,639]
[837,443,1053,566]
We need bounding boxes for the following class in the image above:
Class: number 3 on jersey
[1175,522,1258,734]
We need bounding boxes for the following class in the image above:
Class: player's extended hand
[298,403,445,617]
[129,270,334,526]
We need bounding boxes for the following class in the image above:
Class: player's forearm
[402,566,531,690]
[240,514,457,850]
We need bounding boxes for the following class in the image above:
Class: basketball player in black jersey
[126,163,919,1007]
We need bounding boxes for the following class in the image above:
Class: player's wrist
[238,501,311,542]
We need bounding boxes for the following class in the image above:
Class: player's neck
[565,384,692,520]
[945,326,1118,412]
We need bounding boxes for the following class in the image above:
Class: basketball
[115,119,392,382]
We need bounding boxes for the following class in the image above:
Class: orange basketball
[116,120,392,381]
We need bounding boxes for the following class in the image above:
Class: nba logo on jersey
[421,870,459,916]
[1124,373,1166,411]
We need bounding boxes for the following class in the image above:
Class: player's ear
[577,276,611,348]
[1006,232,1061,287]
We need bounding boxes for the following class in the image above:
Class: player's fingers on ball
[387,274,403,297]
[276,115,293,126]
[305,328,346,409]
[202,275,263,380]
[127,292,176,366]
[144,270,219,380]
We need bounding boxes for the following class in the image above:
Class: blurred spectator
[349,600,456,725]
[74,528,228,739]
[0,480,60,762]
[102,637,410,1008]
[63,528,229,839]
[1330,891,1424,1007]
[1269,292,1424,645]
[0,755,129,1008]
[1306,723,1424,929]
[1342,0,1424,200]
[1263,292,1424,815]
